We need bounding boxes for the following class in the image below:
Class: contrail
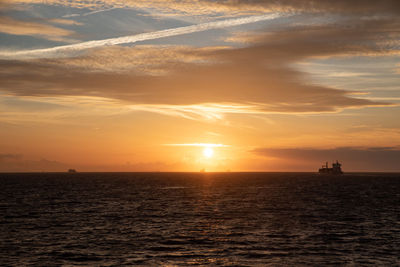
[62,7,119,18]
[1,13,282,58]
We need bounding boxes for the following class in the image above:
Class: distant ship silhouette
[68,169,77,173]
[318,161,343,174]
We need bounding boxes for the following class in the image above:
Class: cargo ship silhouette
[318,160,343,174]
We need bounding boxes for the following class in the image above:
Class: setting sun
[203,147,214,158]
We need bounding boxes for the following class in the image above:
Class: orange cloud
[1,18,398,117]
[34,45,223,74]
[0,16,76,41]
[48,18,83,25]
[2,0,400,16]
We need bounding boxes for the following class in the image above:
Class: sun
[203,147,214,158]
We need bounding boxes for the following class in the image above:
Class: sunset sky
[1,0,400,172]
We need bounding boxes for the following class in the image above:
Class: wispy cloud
[0,154,68,172]
[0,13,283,58]
[32,45,216,74]
[129,103,266,120]
[62,7,119,18]
[164,143,229,147]
[0,153,22,161]
[4,0,400,16]
[49,18,83,25]
[0,16,76,42]
[0,18,397,118]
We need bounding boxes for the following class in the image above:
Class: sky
[0,0,400,172]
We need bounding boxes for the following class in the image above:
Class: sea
[0,172,399,266]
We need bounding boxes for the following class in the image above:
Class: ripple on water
[0,172,399,265]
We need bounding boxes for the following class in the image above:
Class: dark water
[0,172,399,266]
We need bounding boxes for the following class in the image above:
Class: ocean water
[0,172,399,266]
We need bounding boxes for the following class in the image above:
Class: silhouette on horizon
[318,160,343,174]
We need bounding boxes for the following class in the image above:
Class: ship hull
[318,169,343,175]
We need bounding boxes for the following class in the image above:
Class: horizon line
[1,171,399,174]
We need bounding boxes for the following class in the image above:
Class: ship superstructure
[318,161,343,174]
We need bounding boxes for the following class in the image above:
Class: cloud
[164,143,229,147]
[0,0,261,16]
[396,64,400,74]
[0,153,68,172]
[3,0,400,16]
[128,102,268,120]
[48,18,83,26]
[222,18,400,58]
[0,53,387,115]
[0,13,282,59]
[0,153,22,161]
[0,16,76,42]
[201,0,400,15]
[30,45,219,74]
[62,7,119,18]
[0,18,398,117]
[0,156,68,172]
[252,147,400,171]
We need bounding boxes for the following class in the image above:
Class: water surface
[1,172,399,265]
